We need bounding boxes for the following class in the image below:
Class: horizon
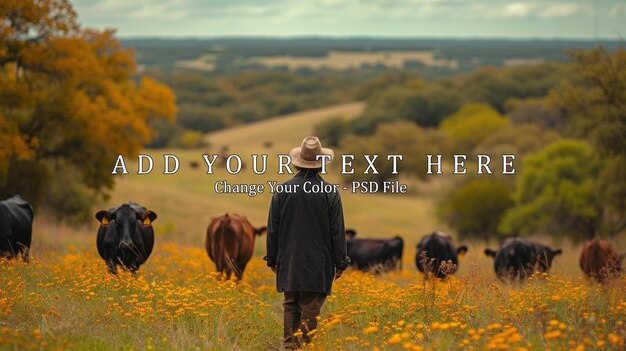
[116,35,625,42]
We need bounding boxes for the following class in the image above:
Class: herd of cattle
[0,196,624,284]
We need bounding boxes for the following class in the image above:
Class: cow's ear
[457,245,468,256]
[141,210,157,225]
[255,226,267,236]
[484,248,496,258]
[551,248,562,256]
[96,210,111,225]
[345,229,357,238]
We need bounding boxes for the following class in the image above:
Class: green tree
[439,181,514,240]
[463,63,578,112]
[499,140,602,240]
[551,47,626,234]
[339,121,447,184]
[440,103,510,154]
[476,123,560,157]
[354,71,421,100]
[505,97,565,130]
[553,47,626,156]
[352,85,465,134]
[473,123,560,179]
[176,130,207,149]
[313,116,350,147]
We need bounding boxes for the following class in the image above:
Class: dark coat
[0,195,34,261]
[265,171,349,295]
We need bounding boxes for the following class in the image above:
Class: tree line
[317,47,626,242]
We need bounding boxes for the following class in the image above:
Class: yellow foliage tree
[0,0,176,206]
[440,103,510,154]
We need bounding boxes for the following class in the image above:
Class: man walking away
[264,136,349,350]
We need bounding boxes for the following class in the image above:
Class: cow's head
[96,204,157,249]
[346,229,357,239]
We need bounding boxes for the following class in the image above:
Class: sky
[72,0,626,39]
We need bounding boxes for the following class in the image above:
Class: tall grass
[0,224,624,350]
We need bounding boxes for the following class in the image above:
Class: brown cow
[580,237,624,283]
[206,213,267,280]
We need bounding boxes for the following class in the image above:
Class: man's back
[266,170,347,294]
[264,136,349,349]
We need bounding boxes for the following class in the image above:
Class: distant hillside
[206,102,365,154]
[122,37,623,76]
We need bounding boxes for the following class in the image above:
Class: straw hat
[289,136,334,169]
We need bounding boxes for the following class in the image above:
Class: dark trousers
[283,292,327,349]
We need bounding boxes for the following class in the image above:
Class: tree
[473,123,560,179]
[353,71,421,100]
[499,140,602,240]
[313,116,350,147]
[553,47,626,156]
[0,0,176,216]
[551,47,626,234]
[439,181,514,240]
[462,63,578,112]
[505,97,565,130]
[339,121,448,184]
[476,123,560,158]
[351,85,465,134]
[440,103,510,154]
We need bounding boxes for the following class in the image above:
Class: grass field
[253,51,459,71]
[172,51,549,73]
[1,103,625,350]
[173,51,459,72]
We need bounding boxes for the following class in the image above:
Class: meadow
[1,104,625,350]
[1,222,624,351]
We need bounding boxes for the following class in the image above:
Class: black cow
[347,236,403,272]
[95,202,156,274]
[416,231,467,278]
[484,237,562,281]
[0,195,34,262]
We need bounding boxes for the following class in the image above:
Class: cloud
[608,3,626,17]
[478,2,589,20]
[538,4,580,19]
[77,0,593,23]
[131,1,187,21]
[93,0,135,11]
[71,0,626,38]
[502,2,535,18]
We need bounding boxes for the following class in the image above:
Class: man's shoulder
[282,176,302,185]
[283,177,297,184]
